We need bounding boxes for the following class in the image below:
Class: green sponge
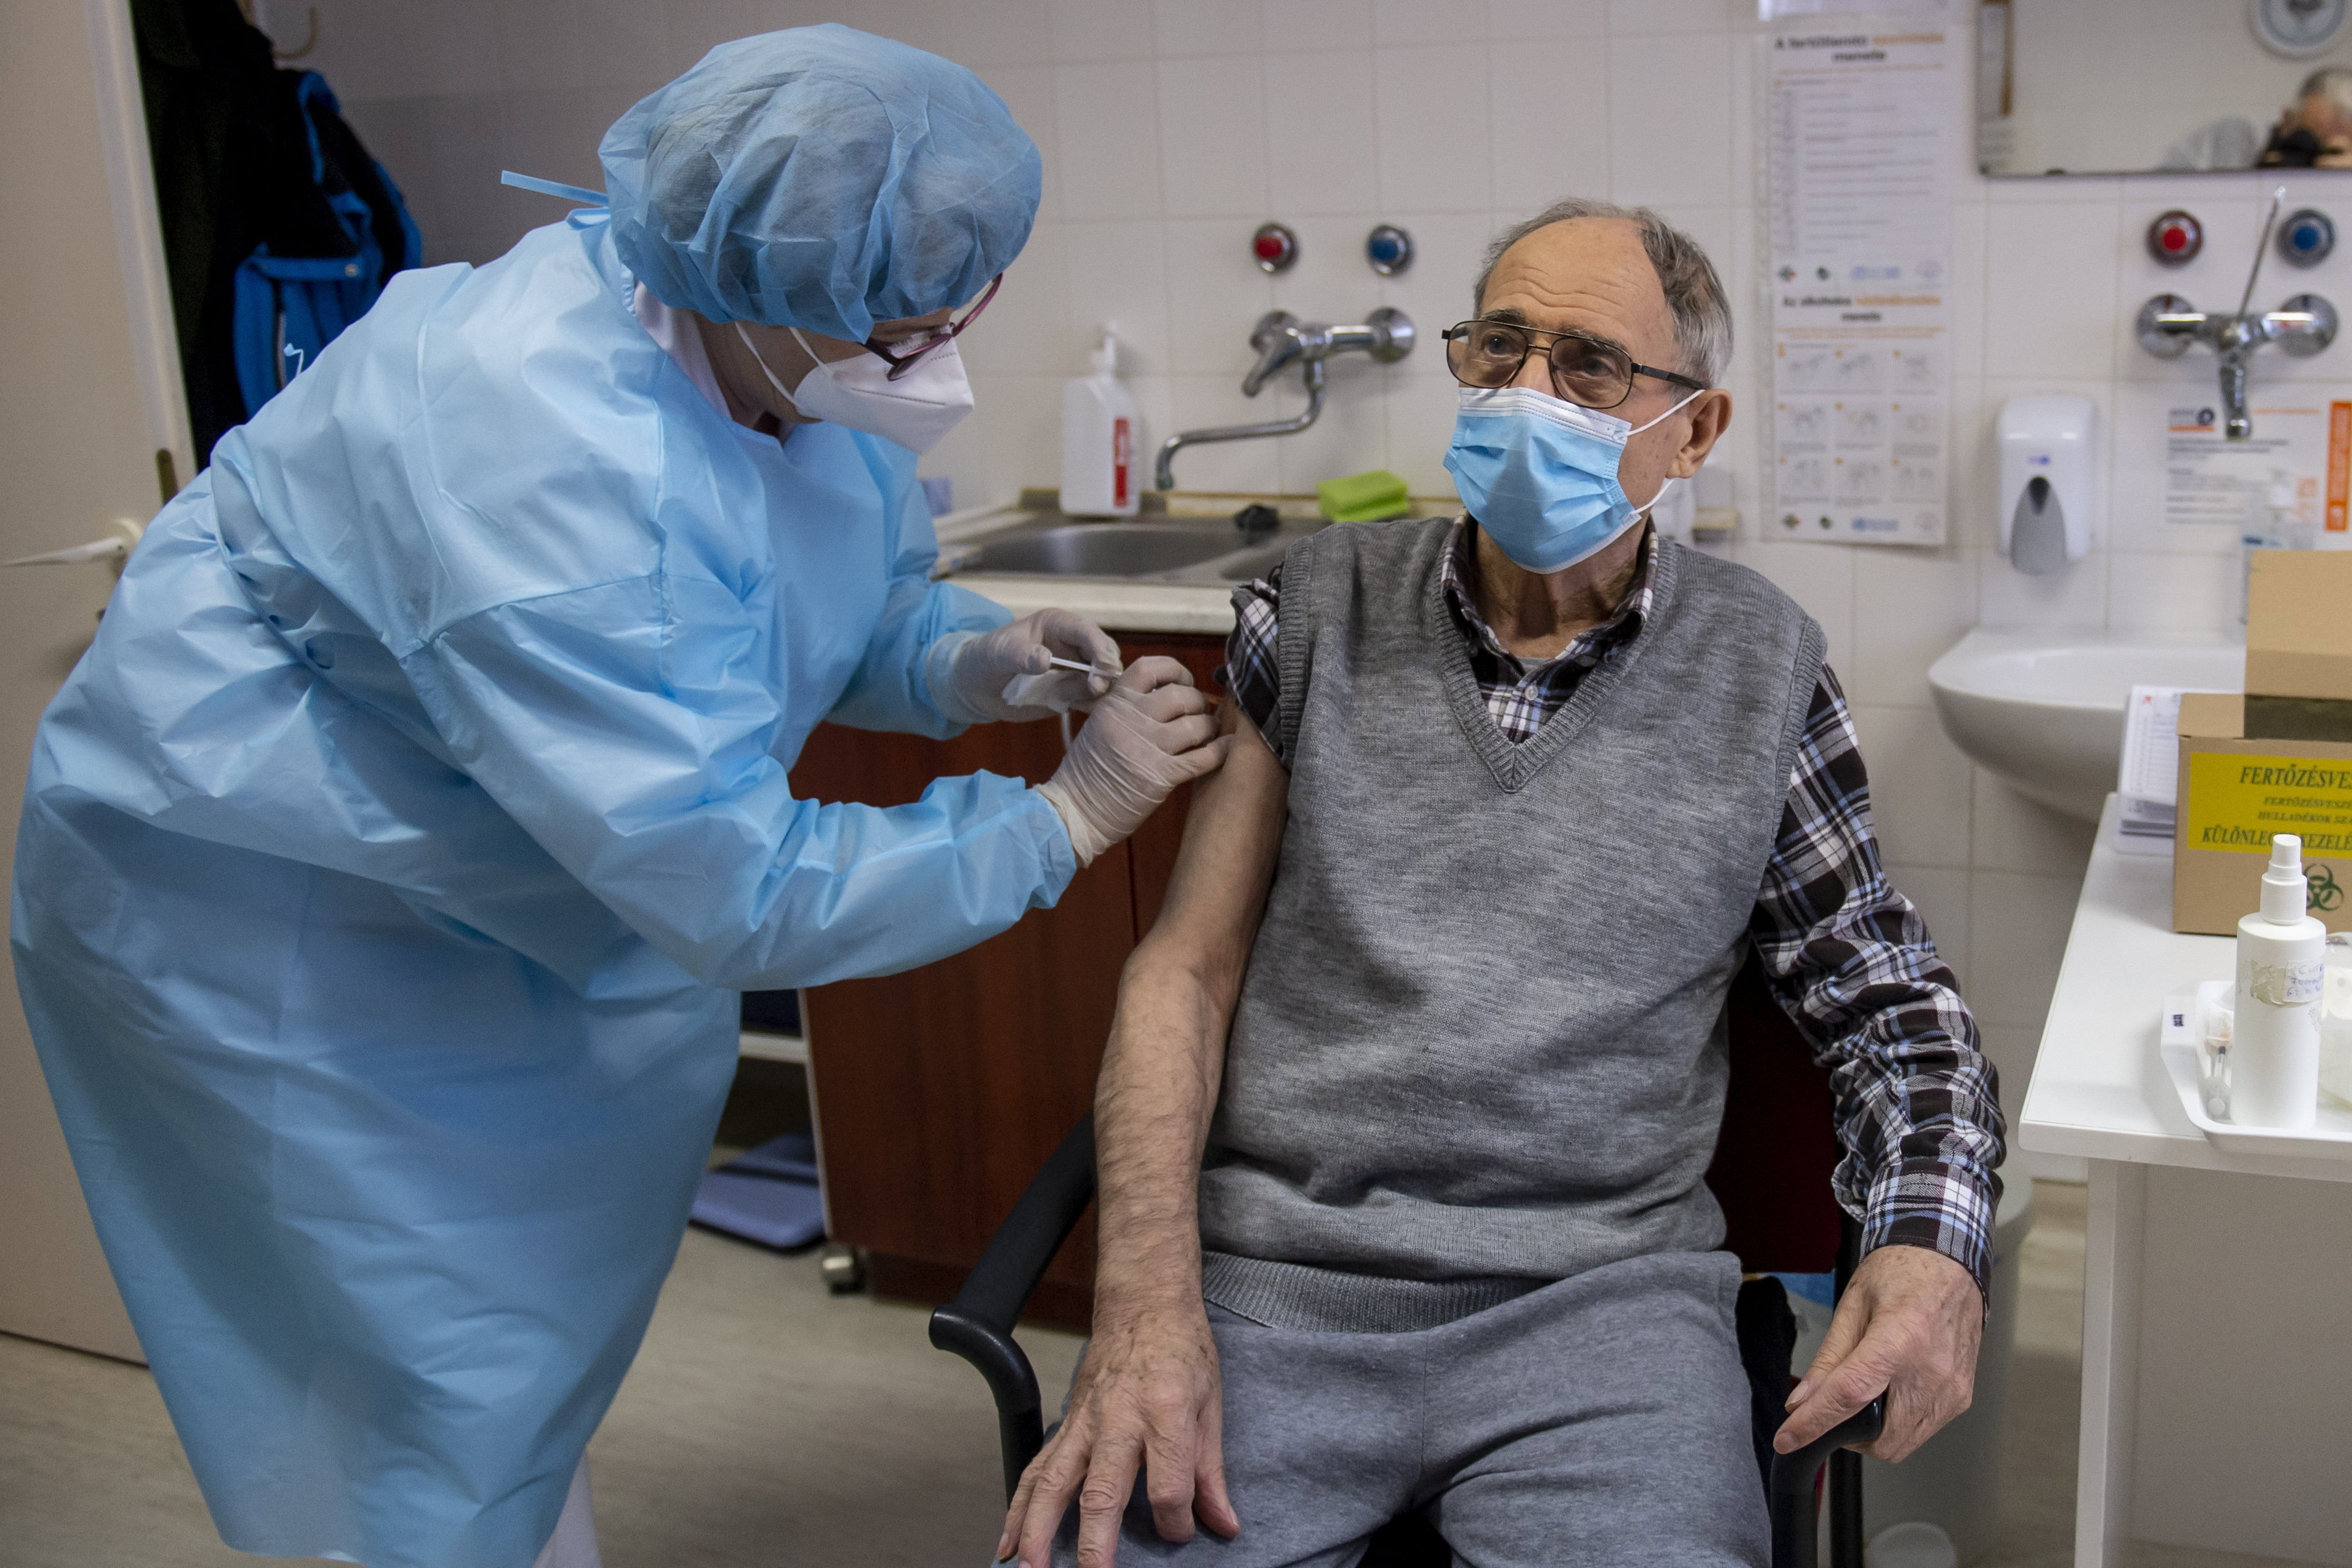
[1316,469,1411,523]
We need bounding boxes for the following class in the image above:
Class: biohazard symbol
[2310,864,2344,914]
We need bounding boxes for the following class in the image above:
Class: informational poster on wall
[2110,384,2352,545]
[1764,24,1953,547]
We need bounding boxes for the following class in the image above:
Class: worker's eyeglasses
[867,275,1003,380]
[1441,318,1706,411]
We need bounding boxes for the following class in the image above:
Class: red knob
[1251,221,1297,273]
[2147,211,2202,265]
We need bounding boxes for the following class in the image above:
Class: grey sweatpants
[1051,1251,1767,1568]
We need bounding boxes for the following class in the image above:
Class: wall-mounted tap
[2136,189,2337,440]
[1155,307,1413,490]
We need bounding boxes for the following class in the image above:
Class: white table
[2022,798,2352,1568]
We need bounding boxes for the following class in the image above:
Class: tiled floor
[0,1179,2287,1568]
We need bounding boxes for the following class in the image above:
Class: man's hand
[998,1301,1238,1568]
[1773,1245,1981,1463]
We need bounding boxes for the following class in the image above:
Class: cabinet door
[792,631,1227,1326]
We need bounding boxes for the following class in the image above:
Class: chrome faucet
[1154,307,1414,490]
[2137,187,2337,440]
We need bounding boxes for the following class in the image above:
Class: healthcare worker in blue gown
[9,27,1230,1568]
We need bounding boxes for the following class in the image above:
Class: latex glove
[924,610,1122,725]
[1036,659,1230,865]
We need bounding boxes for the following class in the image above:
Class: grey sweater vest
[1197,519,1823,1329]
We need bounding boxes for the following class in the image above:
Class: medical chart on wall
[1764,25,1954,547]
[2108,384,2352,545]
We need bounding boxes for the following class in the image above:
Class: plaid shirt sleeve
[1751,665,2007,1298]
[1221,570,1284,752]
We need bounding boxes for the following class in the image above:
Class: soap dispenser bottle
[2233,833,2327,1128]
[1061,327,1140,517]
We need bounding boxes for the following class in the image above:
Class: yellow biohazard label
[2184,752,2352,859]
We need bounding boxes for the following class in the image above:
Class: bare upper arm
[1129,699,1288,999]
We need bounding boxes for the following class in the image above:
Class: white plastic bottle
[2233,833,2327,1128]
[1060,327,1140,517]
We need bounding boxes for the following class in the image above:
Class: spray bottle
[1061,326,1140,517]
[2232,833,2327,1128]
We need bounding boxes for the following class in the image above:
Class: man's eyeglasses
[1441,318,1705,411]
[868,274,1003,380]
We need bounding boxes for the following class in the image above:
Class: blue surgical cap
[601,25,1042,339]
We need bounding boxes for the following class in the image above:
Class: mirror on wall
[1981,0,2352,176]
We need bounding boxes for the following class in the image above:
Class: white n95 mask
[1442,384,1702,573]
[736,322,974,454]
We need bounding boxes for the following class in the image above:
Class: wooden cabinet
[789,633,1224,1327]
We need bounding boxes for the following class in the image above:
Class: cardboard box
[2173,691,2352,934]
[2247,551,2352,701]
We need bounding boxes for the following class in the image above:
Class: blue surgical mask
[1442,384,1703,573]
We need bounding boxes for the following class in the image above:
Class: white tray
[2156,993,2352,1157]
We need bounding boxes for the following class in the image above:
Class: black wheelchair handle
[927,1114,1099,1502]
[1766,1394,1887,1568]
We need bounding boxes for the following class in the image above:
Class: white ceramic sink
[1927,630,2243,822]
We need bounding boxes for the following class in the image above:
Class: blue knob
[2279,208,2334,267]
[1365,223,1413,276]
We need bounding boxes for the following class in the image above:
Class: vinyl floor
[0,1179,2295,1568]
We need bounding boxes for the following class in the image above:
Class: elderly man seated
[997,198,2006,1568]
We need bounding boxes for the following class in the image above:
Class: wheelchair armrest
[928,1114,1097,1501]
[1766,1395,1885,1568]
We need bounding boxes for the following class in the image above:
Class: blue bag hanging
[230,72,421,417]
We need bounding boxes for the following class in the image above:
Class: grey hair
[2302,66,2352,118]
[1471,197,1731,388]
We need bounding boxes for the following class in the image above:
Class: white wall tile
[1977,547,2108,631]
[1853,705,1974,870]
[1385,372,1465,495]
[1607,33,1732,208]
[1262,0,1372,51]
[1051,0,1155,59]
[1974,1022,2043,1125]
[975,64,1064,224]
[1608,0,1726,34]
[1158,57,1271,216]
[1982,172,2120,205]
[1487,0,1605,40]
[1970,767,2097,878]
[1054,62,1164,217]
[965,222,1069,379]
[1967,869,2080,1029]
[1164,220,1278,375]
[2108,549,2240,636]
[1849,551,1976,707]
[1488,42,1610,213]
[1947,201,1989,380]
[1373,0,1484,46]
[1983,199,2120,378]
[899,0,1054,68]
[1166,373,1292,490]
[1374,45,1490,213]
[1263,51,1379,215]
[1376,213,1491,343]
[1062,220,1175,374]
[1275,356,1392,491]
[1154,0,1264,57]
[1267,213,1383,321]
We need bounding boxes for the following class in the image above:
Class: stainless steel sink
[941,512,1348,586]
[961,524,1242,577]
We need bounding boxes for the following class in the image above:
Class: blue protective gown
[8,212,1075,1568]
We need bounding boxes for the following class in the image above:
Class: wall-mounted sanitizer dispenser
[1996,394,2096,575]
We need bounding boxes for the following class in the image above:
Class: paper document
[2113,684,2230,856]
[1764,25,1952,547]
